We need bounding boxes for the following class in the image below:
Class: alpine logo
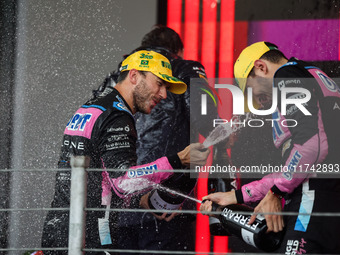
[333,102,340,111]
[245,187,252,197]
[113,96,132,115]
[128,164,158,178]
[315,70,339,93]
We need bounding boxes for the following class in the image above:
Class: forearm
[235,173,278,204]
[108,155,182,198]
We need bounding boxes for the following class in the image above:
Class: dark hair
[117,70,129,83]
[249,42,287,77]
[141,25,184,55]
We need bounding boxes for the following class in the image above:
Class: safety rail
[2,207,340,216]
[0,248,301,255]
[1,157,340,255]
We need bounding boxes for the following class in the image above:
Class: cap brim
[237,78,247,93]
[168,81,187,94]
[237,78,261,111]
[155,72,187,94]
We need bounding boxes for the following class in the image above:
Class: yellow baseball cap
[234,41,279,92]
[119,50,187,94]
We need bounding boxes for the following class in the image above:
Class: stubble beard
[133,78,151,114]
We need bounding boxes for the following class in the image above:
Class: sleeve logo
[66,113,92,131]
[127,164,158,178]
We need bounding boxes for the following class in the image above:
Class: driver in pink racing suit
[201,42,340,254]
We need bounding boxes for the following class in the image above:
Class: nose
[159,85,167,100]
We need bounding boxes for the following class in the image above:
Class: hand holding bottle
[199,192,284,252]
[177,143,210,167]
[248,190,284,233]
[200,190,237,213]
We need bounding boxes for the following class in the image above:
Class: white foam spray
[203,113,252,148]
[118,178,156,195]
[117,178,201,203]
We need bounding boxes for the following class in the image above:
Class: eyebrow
[164,81,171,89]
[157,77,169,88]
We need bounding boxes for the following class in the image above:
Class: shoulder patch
[113,95,132,116]
[64,107,104,139]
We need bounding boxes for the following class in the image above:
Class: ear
[128,69,139,85]
[254,59,269,75]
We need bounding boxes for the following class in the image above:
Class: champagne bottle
[216,203,284,252]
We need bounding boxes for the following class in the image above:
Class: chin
[142,107,152,114]
[148,104,156,113]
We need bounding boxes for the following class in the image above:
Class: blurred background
[0,0,339,254]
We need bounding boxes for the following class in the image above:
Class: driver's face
[133,72,169,114]
[246,75,273,109]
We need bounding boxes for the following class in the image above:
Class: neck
[279,58,288,66]
[114,82,136,114]
[269,58,289,77]
[275,58,289,70]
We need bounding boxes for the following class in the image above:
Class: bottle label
[241,228,256,247]
[221,207,261,231]
[149,190,181,210]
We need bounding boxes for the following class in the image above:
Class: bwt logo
[128,164,158,178]
[201,84,311,116]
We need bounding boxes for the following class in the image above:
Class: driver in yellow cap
[42,50,210,252]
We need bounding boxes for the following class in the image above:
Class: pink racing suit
[234,58,340,253]
[101,156,174,204]
[235,58,340,204]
